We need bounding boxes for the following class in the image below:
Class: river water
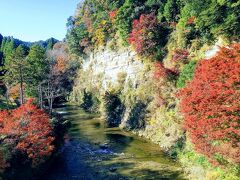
[43,106,186,180]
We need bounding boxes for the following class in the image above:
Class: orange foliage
[83,6,94,33]
[109,10,118,20]
[0,99,54,165]
[179,44,240,165]
[50,42,69,74]
[54,56,67,73]
[187,16,196,25]
[8,84,26,101]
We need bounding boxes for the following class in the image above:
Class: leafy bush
[176,61,197,88]
[102,91,125,127]
[92,20,112,47]
[129,13,169,58]
[178,139,240,179]
[179,44,240,166]
[80,90,100,112]
[125,101,147,130]
[172,49,189,63]
[154,62,178,81]
[0,99,55,166]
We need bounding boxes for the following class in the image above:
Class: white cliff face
[82,48,145,89]
[205,37,229,59]
[205,45,220,59]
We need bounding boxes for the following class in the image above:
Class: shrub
[0,99,54,166]
[92,20,112,47]
[80,90,100,112]
[153,62,169,79]
[154,62,178,81]
[179,43,240,166]
[172,49,189,63]
[176,61,197,88]
[128,13,169,57]
[102,91,125,127]
[125,101,147,130]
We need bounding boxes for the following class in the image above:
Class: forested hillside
[0,0,239,179]
[0,34,58,64]
[66,0,240,179]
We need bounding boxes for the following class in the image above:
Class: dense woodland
[0,0,240,179]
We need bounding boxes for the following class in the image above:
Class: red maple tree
[179,43,240,165]
[0,99,55,166]
[128,13,159,56]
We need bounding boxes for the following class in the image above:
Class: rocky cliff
[82,48,144,89]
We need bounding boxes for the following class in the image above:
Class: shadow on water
[41,106,186,180]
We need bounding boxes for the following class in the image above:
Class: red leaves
[128,13,158,56]
[109,10,118,20]
[0,99,54,166]
[154,62,169,79]
[172,49,189,63]
[154,62,178,80]
[187,16,196,25]
[179,43,240,165]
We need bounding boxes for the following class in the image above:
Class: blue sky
[0,0,80,42]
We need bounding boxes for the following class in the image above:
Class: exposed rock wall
[82,48,144,90]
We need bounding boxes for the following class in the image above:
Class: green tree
[3,38,15,62]
[115,0,135,44]
[25,45,47,97]
[0,34,3,46]
[0,37,6,52]
[177,61,197,88]
[163,0,182,22]
[4,45,28,104]
[46,38,57,50]
[66,22,90,55]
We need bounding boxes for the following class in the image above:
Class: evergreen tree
[25,44,47,96]
[0,37,6,52]
[4,45,28,104]
[0,34,3,46]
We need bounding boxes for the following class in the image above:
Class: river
[42,106,186,180]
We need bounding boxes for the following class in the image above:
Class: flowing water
[43,106,186,180]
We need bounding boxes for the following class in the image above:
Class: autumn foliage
[172,49,189,63]
[0,99,54,165]
[179,44,240,165]
[153,62,169,79]
[128,13,159,56]
[109,10,118,20]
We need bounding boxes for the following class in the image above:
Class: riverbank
[0,102,69,180]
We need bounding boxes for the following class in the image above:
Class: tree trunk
[19,66,24,105]
[5,85,10,109]
[38,85,43,109]
[20,83,24,105]
[50,97,53,116]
